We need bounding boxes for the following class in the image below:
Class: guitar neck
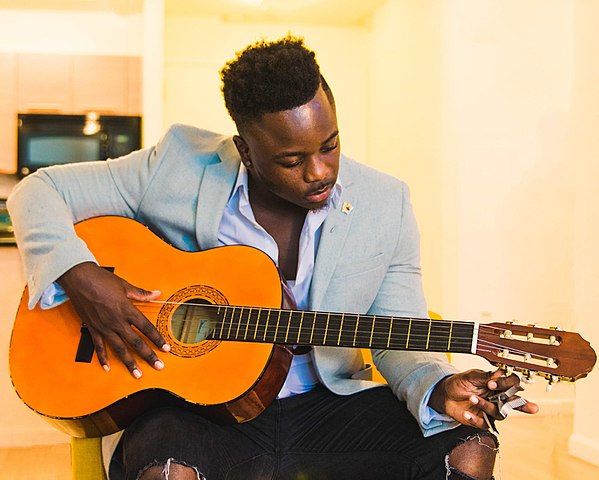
[211,306,476,354]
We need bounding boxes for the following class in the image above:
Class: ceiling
[0,0,388,26]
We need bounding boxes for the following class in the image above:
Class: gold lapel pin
[341,202,353,214]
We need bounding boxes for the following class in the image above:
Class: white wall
[369,0,598,465]
[568,0,599,466]
[163,15,370,162]
[0,9,143,55]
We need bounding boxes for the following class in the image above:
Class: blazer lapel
[309,186,356,310]
[195,138,240,250]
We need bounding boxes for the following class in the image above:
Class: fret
[387,318,393,348]
[372,316,390,349]
[297,311,305,344]
[217,306,228,339]
[425,319,432,350]
[353,314,360,346]
[254,308,268,342]
[309,312,317,344]
[226,306,235,339]
[428,320,452,352]
[369,316,376,346]
[273,309,282,343]
[450,321,476,354]
[407,319,429,350]
[253,308,261,340]
[284,310,293,343]
[323,313,331,344]
[243,307,252,340]
[405,318,412,349]
[234,307,244,340]
[326,313,343,346]
[448,320,453,350]
[337,313,345,346]
[263,309,272,342]
[355,315,373,348]
[311,313,328,345]
[339,314,358,347]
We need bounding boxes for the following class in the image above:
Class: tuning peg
[528,323,539,328]
[505,366,514,376]
[527,332,534,342]
[523,353,531,362]
[549,335,557,345]
[550,326,563,331]
[547,358,555,368]
[546,375,560,392]
[522,370,535,384]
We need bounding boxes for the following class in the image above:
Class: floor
[0,412,597,479]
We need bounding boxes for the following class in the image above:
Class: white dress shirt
[218,162,342,398]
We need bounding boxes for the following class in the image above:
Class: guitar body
[10,216,292,438]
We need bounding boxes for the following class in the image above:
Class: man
[8,36,537,479]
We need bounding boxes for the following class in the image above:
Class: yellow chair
[71,436,107,480]
[70,311,446,478]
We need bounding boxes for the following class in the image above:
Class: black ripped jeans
[110,385,494,480]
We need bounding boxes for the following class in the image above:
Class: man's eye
[283,159,302,168]
[321,143,338,153]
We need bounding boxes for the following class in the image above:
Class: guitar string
[131,303,554,344]
[132,300,545,334]
[130,302,554,336]
[126,301,559,361]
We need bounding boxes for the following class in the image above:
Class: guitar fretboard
[211,306,475,354]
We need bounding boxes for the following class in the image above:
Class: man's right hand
[57,262,170,378]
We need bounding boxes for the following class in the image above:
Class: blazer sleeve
[7,145,160,308]
[369,182,458,430]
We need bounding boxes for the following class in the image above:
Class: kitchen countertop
[0,174,19,199]
[0,174,19,244]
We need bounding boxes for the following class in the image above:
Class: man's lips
[305,184,332,203]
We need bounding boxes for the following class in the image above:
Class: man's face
[234,86,340,211]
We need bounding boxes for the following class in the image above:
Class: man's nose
[304,155,328,183]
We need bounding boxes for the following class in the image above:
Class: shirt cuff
[418,376,460,437]
[40,282,69,310]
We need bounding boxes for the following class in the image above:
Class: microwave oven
[17,113,142,177]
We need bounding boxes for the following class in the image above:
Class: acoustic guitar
[9,217,596,438]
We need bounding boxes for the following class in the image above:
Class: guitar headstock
[476,322,596,385]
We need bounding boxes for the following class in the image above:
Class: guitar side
[9,216,292,437]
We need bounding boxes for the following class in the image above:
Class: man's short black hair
[220,35,333,130]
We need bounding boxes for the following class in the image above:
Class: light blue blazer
[8,125,458,434]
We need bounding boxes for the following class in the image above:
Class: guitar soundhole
[156,285,228,358]
[171,299,217,344]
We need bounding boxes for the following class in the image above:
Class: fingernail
[103,364,110,372]
[464,412,473,421]
[488,381,498,389]
[162,343,171,352]
[154,360,164,370]
[470,395,479,405]
[132,368,142,379]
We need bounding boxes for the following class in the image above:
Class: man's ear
[233,135,252,168]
